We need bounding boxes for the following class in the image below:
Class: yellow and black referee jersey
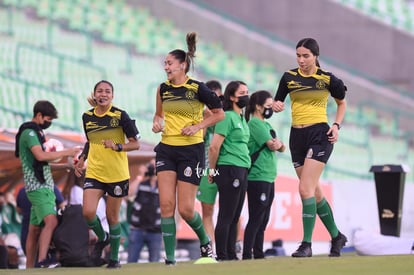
[82,104,140,183]
[274,67,347,126]
[159,77,222,146]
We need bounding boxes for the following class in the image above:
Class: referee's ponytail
[186,32,197,73]
[169,32,198,74]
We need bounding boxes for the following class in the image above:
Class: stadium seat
[1,1,412,181]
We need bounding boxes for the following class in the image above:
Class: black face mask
[235,95,249,108]
[145,164,156,177]
[263,107,273,119]
[39,121,52,130]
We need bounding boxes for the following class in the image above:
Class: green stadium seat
[2,0,21,7]
[334,0,414,34]
[101,18,121,42]
[1,0,413,181]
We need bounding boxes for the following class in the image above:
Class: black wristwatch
[116,143,123,152]
[333,122,341,130]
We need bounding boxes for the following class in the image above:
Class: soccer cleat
[200,241,214,258]
[291,242,312,257]
[165,259,176,266]
[91,232,110,264]
[329,232,348,257]
[106,259,121,269]
[235,240,242,254]
[38,259,61,268]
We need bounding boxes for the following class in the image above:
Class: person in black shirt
[127,161,162,263]
[273,38,347,257]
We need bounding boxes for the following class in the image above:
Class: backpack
[52,204,94,267]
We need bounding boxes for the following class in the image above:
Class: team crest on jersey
[184,166,192,177]
[185,90,195,100]
[110,117,119,127]
[316,80,326,90]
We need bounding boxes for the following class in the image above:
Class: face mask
[235,95,249,108]
[145,164,155,177]
[263,107,273,119]
[39,120,52,130]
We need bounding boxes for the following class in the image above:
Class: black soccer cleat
[38,258,61,268]
[165,259,176,266]
[329,232,348,257]
[91,232,110,264]
[200,241,214,258]
[292,241,312,257]
[106,259,121,269]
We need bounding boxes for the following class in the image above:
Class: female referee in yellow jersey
[74,80,140,268]
[152,32,224,265]
[273,38,347,258]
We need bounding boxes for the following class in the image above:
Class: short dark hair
[33,100,58,119]
[205,80,222,92]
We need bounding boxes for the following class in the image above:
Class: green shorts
[26,188,57,226]
[196,175,218,204]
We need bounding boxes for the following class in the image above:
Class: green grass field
[3,254,413,275]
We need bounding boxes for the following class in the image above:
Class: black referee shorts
[154,142,204,185]
[289,123,333,168]
[83,178,129,198]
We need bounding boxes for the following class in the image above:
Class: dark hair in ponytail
[245,90,272,122]
[222,80,246,111]
[296,38,320,67]
[169,32,197,73]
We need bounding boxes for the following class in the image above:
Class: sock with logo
[87,215,106,241]
[109,223,121,261]
[186,211,209,245]
[161,217,176,262]
[302,197,316,243]
[317,198,339,238]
